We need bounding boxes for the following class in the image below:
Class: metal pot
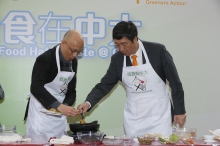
[69,120,100,134]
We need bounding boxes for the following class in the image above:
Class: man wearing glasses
[77,21,186,137]
[24,30,84,139]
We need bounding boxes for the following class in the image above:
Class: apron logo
[59,82,68,95]
[127,70,148,76]
[59,77,69,82]
[58,76,72,95]
[132,76,147,91]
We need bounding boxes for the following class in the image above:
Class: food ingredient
[159,134,179,145]
[48,108,61,113]
[190,131,196,137]
[138,136,154,145]
[159,137,174,144]
[169,134,179,143]
[182,138,195,144]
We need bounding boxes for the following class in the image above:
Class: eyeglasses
[65,41,83,54]
[114,42,129,51]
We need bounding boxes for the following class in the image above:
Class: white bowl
[203,135,214,140]
[213,129,220,137]
[213,129,220,134]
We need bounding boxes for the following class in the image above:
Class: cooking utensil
[81,113,85,120]
[76,114,86,124]
[209,130,220,137]
[69,121,100,134]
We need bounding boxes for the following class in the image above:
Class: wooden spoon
[209,130,220,137]
[77,114,86,124]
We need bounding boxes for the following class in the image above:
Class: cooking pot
[69,120,100,134]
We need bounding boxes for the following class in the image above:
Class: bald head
[61,30,84,61]
[63,30,84,46]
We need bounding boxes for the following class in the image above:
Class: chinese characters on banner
[0,11,142,59]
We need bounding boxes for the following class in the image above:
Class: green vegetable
[169,134,179,143]
[159,137,166,143]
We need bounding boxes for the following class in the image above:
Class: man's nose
[118,45,125,51]
[72,52,78,57]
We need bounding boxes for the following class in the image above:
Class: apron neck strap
[55,45,61,72]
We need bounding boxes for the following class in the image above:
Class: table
[0,143,218,146]
[1,138,220,146]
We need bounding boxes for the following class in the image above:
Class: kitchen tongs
[77,113,86,124]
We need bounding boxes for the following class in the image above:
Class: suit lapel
[141,40,150,64]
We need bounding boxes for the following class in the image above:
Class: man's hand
[77,102,90,113]
[173,114,186,127]
[57,104,79,117]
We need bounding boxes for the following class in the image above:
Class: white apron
[26,45,75,140]
[122,40,172,137]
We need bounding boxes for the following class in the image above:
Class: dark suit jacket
[86,40,185,117]
[30,45,77,108]
[0,84,4,100]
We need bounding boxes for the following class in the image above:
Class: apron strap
[55,45,61,72]
[23,97,30,121]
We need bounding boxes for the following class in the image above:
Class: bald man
[24,30,84,139]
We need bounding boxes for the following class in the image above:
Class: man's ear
[133,36,138,43]
[61,39,65,44]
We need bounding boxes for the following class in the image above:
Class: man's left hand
[173,114,186,127]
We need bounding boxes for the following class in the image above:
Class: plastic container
[174,127,197,138]
[0,125,16,133]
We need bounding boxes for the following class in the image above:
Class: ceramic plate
[102,139,115,145]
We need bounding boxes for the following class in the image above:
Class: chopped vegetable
[159,134,179,144]
[159,137,167,144]
[169,134,179,143]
